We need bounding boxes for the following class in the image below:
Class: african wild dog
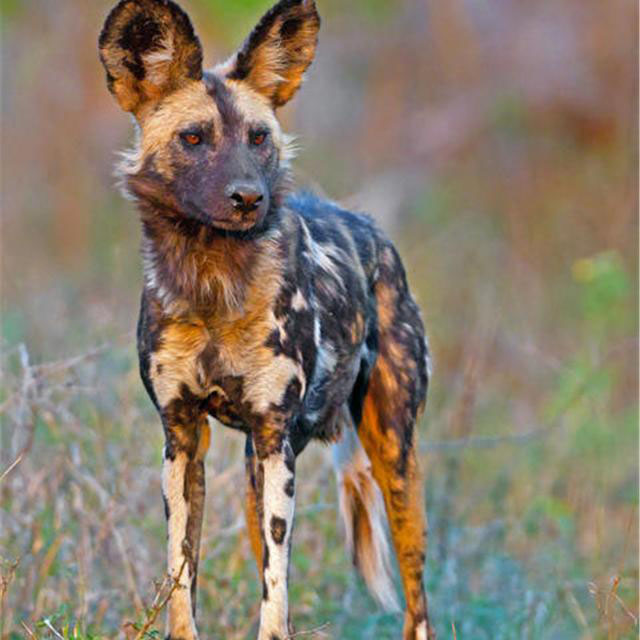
[99,0,434,638]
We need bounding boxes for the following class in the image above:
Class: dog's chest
[147,292,313,427]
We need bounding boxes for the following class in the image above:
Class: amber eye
[181,132,202,146]
[250,130,268,146]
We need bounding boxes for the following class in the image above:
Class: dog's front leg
[161,410,210,640]
[255,434,296,640]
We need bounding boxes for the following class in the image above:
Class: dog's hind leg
[354,244,434,639]
[357,395,432,639]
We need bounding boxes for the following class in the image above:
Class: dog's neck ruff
[139,203,282,314]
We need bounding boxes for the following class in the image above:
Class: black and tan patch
[226,0,320,107]
[99,0,203,114]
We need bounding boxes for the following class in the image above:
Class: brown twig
[20,621,37,638]
[31,342,112,377]
[133,559,188,640]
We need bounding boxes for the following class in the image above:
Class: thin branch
[611,591,638,626]
[42,618,65,639]
[31,343,111,377]
[69,466,145,613]
[0,453,24,483]
[20,621,37,639]
[423,425,554,452]
[288,622,331,638]
[133,559,188,640]
[423,348,619,454]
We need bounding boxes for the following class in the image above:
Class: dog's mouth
[186,201,267,232]
[208,213,261,231]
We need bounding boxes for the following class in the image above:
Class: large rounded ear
[224,0,320,108]
[99,0,203,115]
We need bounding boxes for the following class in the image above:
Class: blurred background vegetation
[1,0,638,638]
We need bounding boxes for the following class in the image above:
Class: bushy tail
[332,415,400,612]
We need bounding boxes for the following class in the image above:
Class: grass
[1,256,637,638]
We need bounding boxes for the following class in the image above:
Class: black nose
[228,183,264,214]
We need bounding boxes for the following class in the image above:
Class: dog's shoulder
[284,190,381,284]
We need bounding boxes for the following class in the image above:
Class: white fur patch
[291,288,308,311]
[300,219,345,287]
[142,33,175,85]
[243,357,305,413]
[425,335,433,380]
[304,315,338,424]
[332,414,400,613]
[415,620,428,640]
[313,314,321,347]
[281,132,299,168]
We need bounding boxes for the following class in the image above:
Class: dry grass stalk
[130,558,188,640]
[288,621,331,638]
[20,620,37,638]
[0,557,21,637]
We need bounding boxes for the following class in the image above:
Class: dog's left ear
[99,0,203,116]
[224,0,320,108]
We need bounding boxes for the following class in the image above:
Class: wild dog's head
[99,0,319,232]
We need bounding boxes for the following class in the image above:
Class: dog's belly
[202,336,364,447]
[206,383,250,431]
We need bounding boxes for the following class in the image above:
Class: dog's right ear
[99,0,203,116]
